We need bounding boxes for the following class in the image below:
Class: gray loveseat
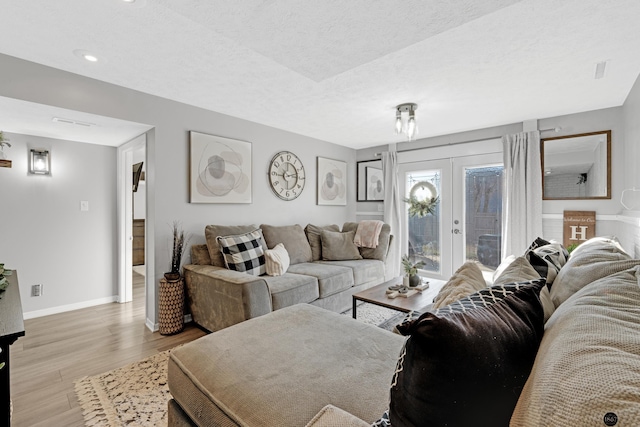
[184,222,394,332]
[169,236,640,426]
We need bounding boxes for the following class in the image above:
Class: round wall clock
[268,151,305,200]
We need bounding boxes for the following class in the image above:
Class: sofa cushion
[550,236,640,308]
[342,222,391,261]
[190,243,212,265]
[305,224,340,261]
[205,224,265,268]
[168,304,405,427]
[321,230,363,261]
[216,229,267,276]
[287,263,353,298]
[493,256,555,322]
[431,261,486,309]
[264,243,290,277]
[319,259,383,287]
[263,273,319,310]
[524,237,568,286]
[511,266,640,426]
[260,224,313,265]
[390,280,545,427]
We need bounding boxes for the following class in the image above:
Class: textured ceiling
[1,0,640,149]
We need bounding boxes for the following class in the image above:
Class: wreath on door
[404,181,439,217]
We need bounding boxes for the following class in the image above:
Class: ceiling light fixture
[73,49,102,63]
[394,103,418,140]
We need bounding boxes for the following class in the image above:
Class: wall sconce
[29,149,51,175]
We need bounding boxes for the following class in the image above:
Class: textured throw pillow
[260,224,313,265]
[390,280,545,427]
[524,237,569,286]
[342,222,391,261]
[431,261,486,309]
[304,224,340,261]
[550,236,640,308]
[511,266,640,426]
[321,230,363,261]
[205,224,265,267]
[264,243,290,276]
[493,256,555,322]
[216,229,266,276]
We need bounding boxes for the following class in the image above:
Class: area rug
[75,350,175,427]
[74,305,401,427]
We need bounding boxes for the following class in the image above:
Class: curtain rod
[374,126,561,157]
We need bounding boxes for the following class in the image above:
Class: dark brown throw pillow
[389,280,545,427]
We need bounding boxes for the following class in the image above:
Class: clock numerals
[269,151,305,201]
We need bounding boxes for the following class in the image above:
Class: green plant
[168,221,189,275]
[566,243,579,253]
[402,254,424,276]
[404,195,439,217]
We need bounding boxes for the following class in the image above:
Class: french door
[399,153,503,280]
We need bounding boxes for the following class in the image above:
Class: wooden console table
[0,271,25,426]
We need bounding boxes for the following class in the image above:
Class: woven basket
[158,277,184,335]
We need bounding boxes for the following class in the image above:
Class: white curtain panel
[382,151,402,278]
[502,131,543,258]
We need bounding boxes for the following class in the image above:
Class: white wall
[0,53,355,327]
[620,71,640,257]
[0,132,117,316]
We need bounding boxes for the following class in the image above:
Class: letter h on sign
[563,211,596,248]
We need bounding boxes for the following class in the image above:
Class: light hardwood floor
[9,271,207,427]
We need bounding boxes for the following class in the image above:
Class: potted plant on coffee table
[402,255,424,287]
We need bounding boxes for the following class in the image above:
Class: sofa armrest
[305,405,370,427]
[183,264,272,332]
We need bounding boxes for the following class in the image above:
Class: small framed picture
[365,166,384,201]
[317,157,346,206]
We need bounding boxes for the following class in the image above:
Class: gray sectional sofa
[169,236,640,426]
[183,222,393,332]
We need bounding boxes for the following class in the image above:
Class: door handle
[452,229,461,234]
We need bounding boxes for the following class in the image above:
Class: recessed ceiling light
[73,49,104,64]
[122,0,136,2]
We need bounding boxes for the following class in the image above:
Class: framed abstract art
[189,131,252,203]
[317,156,346,206]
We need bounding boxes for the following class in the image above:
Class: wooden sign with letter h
[563,210,596,249]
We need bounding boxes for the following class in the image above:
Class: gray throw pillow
[260,224,313,265]
[305,224,340,261]
[550,236,640,308]
[321,230,363,261]
[342,222,391,261]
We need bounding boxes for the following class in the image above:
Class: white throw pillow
[264,243,290,276]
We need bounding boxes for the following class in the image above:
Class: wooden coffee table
[352,277,447,319]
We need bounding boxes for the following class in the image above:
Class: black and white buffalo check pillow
[217,229,266,276]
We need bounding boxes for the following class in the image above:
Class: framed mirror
[357,159,384,201]
[541,130,611,200]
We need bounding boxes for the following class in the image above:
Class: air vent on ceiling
[594,61,607,79]
[52,117,94,127]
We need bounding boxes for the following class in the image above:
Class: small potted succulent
[165,221,188,282]
[401,255,424,287]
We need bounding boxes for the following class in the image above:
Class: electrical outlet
[80,201,89,211]
[32,284,42,297]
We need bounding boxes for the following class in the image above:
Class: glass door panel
[452,153,504,272]
[400,159,452,280]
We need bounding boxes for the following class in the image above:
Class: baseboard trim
[145,314,193,333]
[24,296,118,320]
